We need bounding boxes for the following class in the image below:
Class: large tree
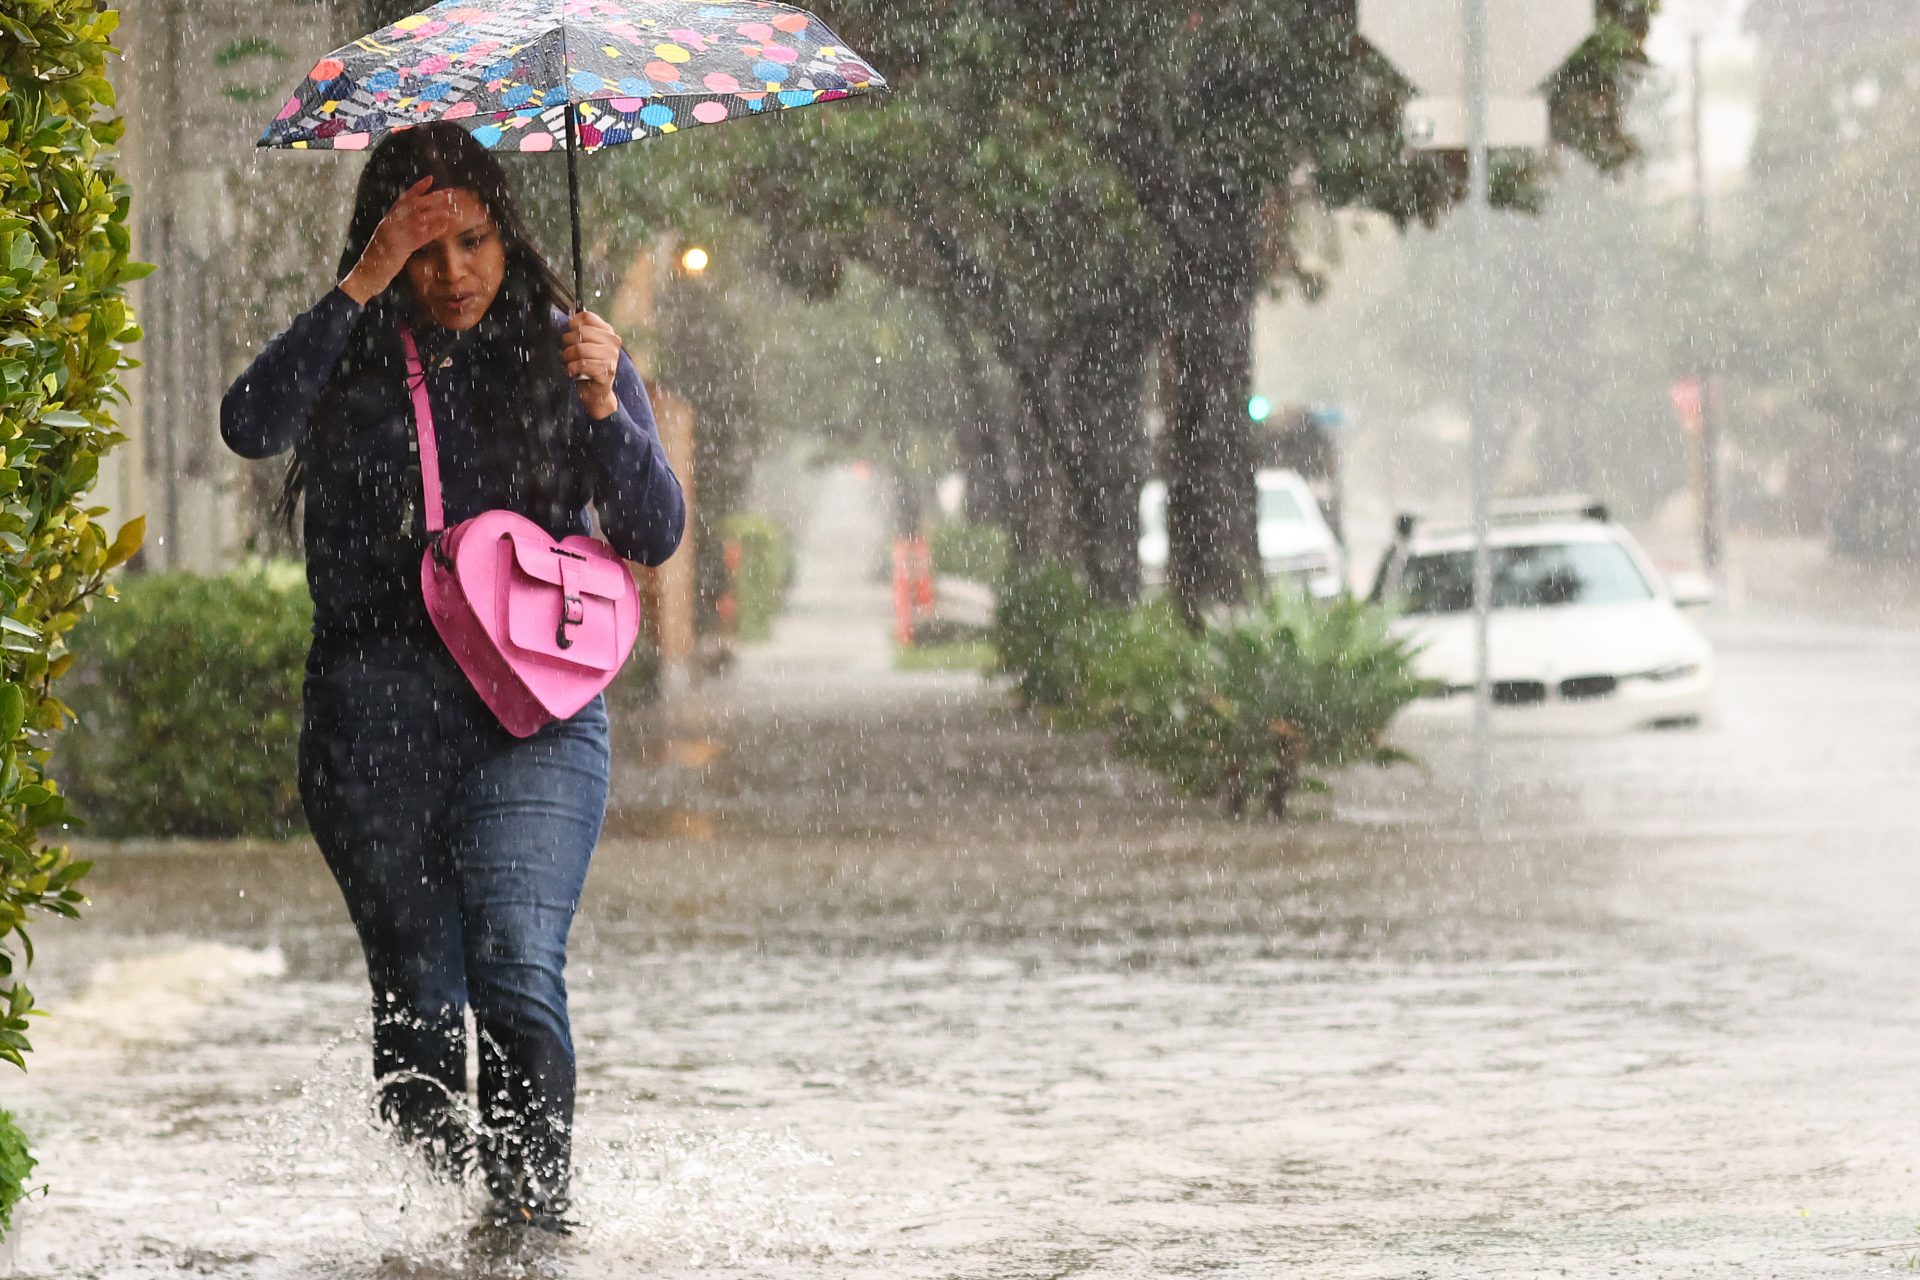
[715,0,1655,612]
[665,10,1171,603]
[1742,53,1920,560]
[978,0,1656,607]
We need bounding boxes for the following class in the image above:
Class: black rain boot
[476,1019,577,1233]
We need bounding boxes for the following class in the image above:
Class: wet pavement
[6,467,1920,1278]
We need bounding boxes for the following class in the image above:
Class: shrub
[1,1,147,1083]
[57,567,310,840]
[719,511,794,641]
[1092,592,1433,817]
[0,1109,33,1236]
[989,558,1122,715]
[928,520,1008,584]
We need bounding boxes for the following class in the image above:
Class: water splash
[234,1024,861,1274]
[60,942,289,1044]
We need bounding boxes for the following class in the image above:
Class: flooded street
[8,468,1920,1278]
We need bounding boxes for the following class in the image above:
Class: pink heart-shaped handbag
[402,329,642,737]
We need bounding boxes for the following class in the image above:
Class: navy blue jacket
[221,287,685,642]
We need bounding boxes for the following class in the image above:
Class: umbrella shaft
[564,103,583,312]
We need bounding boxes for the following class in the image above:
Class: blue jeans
[299,634,610,1213]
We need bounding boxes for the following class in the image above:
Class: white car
[1370,501,1715,730]
[1140,469,1344,598]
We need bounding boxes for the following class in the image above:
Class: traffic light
[1247,395,1272,423]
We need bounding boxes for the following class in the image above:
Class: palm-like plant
[1095,592,1432,817]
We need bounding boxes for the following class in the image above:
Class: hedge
[0,1108,32,1236]
[0,0,147,1091]
[720,511,794,641]
[58,567,310,840]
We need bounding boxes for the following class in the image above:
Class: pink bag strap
[398,328,446,535]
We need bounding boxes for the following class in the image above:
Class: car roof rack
[1394,495,1611,541]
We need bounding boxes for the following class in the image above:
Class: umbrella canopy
[258,0,886,303]
[260,0,886,153]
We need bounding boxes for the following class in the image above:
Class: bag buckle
[557,592,585,649]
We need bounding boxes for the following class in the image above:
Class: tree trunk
[1055,306,1156,607]
[1165,194,1262,618]
[939,309,1015,529]
[1002,367,1072,568]
[1000,337,1151,604]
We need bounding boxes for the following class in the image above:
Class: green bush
[57,567,310,840]
[0,1108,33,1236]
[1,2,147,1077]
[1093,592,1432,817]
[991,557,1429,815]
[990,558,1123,715]
[720,511,794,641]
[929,520,1008,584]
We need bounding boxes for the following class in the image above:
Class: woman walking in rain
[221,122,683,1232]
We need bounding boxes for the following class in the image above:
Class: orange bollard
[892,538,917,646]
[911,538,935,617]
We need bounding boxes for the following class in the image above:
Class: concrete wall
[110,0,363,571]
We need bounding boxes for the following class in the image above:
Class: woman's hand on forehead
[341,176,462,306]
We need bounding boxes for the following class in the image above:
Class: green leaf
[0,16,39,48]
[0,0,156,1074]
[0,686,21,745]
[103,514,143,569]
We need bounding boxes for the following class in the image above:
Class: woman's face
[403,188,506,332]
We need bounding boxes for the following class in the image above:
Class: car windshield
[1259,485,1306,525]
[1148,483,1307,537]
[1392,541,1654,615]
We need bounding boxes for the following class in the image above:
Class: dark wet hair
[279,122,578,534]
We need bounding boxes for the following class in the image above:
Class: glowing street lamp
[679,246,711,275]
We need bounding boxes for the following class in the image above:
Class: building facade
[109,0,364,571]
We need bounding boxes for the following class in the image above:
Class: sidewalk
[736,464,898,685]
[603,464,1158,841]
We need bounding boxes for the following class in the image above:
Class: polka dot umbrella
[259,0,887,304]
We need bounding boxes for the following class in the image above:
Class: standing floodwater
[7,467,1920,1277]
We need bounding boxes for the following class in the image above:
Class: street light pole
[1359,0,1599,828]
[1466,0,1496,827]
[1690,29,1723,577]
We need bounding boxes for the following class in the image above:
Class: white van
[1139,469,1344,598]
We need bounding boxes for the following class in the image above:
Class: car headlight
[1633,662,1701,683]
